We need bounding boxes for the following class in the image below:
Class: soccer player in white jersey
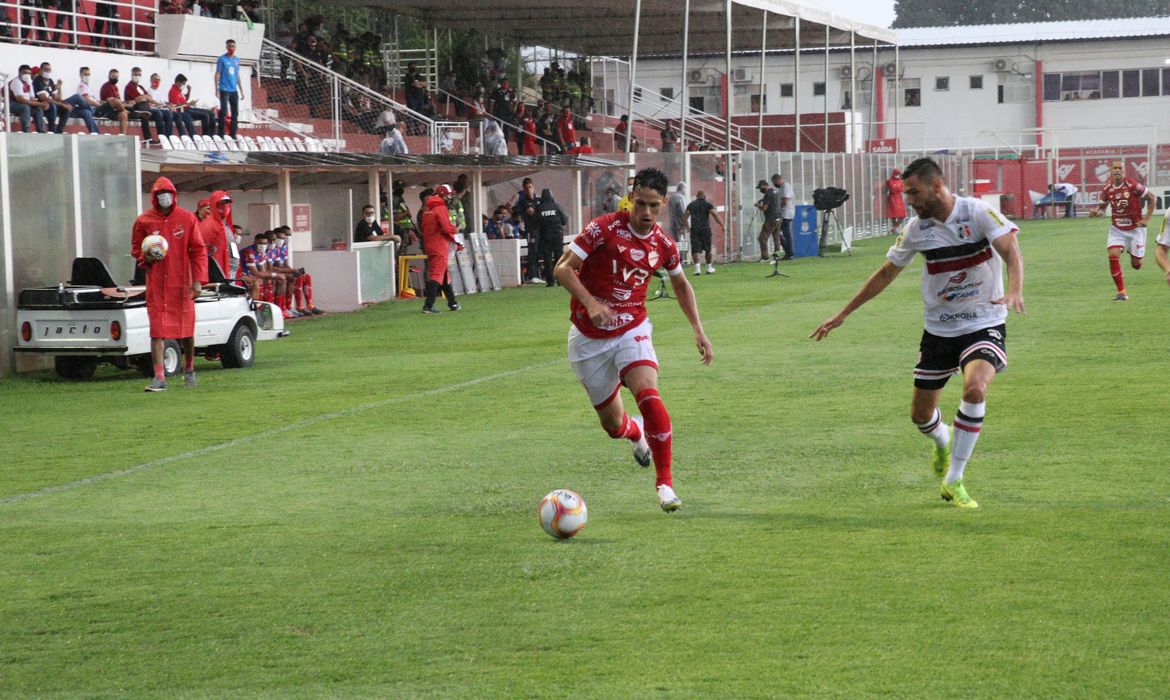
[1155,215,1170,286]
[811,158,1025,509]
[553,168,714,512]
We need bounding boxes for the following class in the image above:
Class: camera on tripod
[812,187,850,255]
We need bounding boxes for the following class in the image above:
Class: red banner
[292,204,312,233]
[867,139,898,154]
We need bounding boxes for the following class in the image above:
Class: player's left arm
[990,231,1025,314]
[1138,189,1155,227]
[668,270,713,365]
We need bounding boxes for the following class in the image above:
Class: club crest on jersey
[629,249,646,262]
[647,250,660,267]
[957,222,973,240]
[172,226,185,239]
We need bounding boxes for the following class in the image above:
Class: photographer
[754,179,783,262]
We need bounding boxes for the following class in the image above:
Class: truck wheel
[221,323,255,369]
[162,339,182,376]
[55,356,99,380]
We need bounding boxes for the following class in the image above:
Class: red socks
[604,413,642,441]
[635,388,672,487]
[1110,256,1126,293]
[153,364,165,381]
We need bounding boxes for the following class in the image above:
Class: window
[633,86,643,100]
[841,90,852,109]
[1043,74,1061,101]
[935,76,949,91]
[813,82,825,96]
[998,74,1030,104]
[1142,69,1160,96]
[1122,70,1140,97]
[970,75,983,89]
[659,87,674,101]
[902,77,921,107]
[1102,71,1120,99]
[780,83,793,97]
[1163,68,1170,96]
[750,94,766,112]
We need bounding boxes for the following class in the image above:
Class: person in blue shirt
[214,39,244,138]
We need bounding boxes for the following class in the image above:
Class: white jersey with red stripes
[887,195,1017,337]
[568,211,683,339]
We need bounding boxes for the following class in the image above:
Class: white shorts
[568,319,658,408]
[1107,226,1146,257]
[1156,217,1170,248]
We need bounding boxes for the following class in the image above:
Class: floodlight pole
[757,11,766,149]
[680,0,690,152]
[724,0,734,258]
[849,31,856,154]
[794,17,801,151]
[626,0,642,157]
[823,27,829,153]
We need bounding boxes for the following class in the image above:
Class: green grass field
[2,217,1168,698]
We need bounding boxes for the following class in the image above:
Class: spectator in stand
[274,10,295,79]
[614,114,629,151]
[556,105,576,154]
[33,62,72,134]
[51,0,77,43]
[61,67,100,133]
[373,105,397,134]
[215,39,244,139]
[490,77,516,126]
[537,101,558,154]
[660,123,679,152]
[467,83,487,130]
[149,73,193,138]
[124,66,171,144]
[353,203,402,246]
[403,61,427,117]
[92,0,123,50]
[520,108,539,156]
[95,68,131,136]
[330,25,352,78]
[539,67,554,102]
[438,71,460,114]
[379,124,408,155]
[573,136,594,155]
[511,101,528,150]
[8,65,48,133]
[169,74,214,136]
[482,119,508,156]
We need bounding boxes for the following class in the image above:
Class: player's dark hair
[273,225,291,234]
[255,232,269,241]
[633,168,669,197]
[362,203,375,211]
[902,157,943,183]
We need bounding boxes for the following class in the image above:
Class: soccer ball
[141,234,169,262]
[538,489,588,539]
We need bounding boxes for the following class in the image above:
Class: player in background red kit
[553,168,713,512]
[1090,160,1155,301]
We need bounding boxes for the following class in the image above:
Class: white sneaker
[706,264,715,274]
[693,263,701,275]
[631,415,651,467]
[530,276,545,285]
[657,484,682,512]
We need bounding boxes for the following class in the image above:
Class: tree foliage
[893,0,1170,27]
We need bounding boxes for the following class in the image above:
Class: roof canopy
[324,0,896,56]
[896,16,1170,48]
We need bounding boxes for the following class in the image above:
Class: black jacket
[537,188,568,237]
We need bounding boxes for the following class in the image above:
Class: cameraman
[755,179,783,262]
[772,173,795,260]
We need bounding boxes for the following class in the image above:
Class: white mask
[81,75,90,84]
[256,243,268,253]
[156,192,174,208]
[132,75,141,84]
[41,71,52,80]
[365,215,376,224]
[20,74,31,84]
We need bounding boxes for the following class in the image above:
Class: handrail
[259,38,437,151]
[2,0,158,55]
[431,86,562,154]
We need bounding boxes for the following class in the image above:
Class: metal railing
[382,44,437,100]
[257,38,438,153]
[0,0,158,55]
[432,86,562,155]
[0,70,8,131]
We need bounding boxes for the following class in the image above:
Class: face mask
[110,77,119,85]
[151,79,161,89]
[41,71,51,80]
[20,74,31,84]
[156,192,174,208]
[81,75,90,84]
[364,215,376,224]
[227,47,236,55]
[132,75,141,84]
[256,244,268,253]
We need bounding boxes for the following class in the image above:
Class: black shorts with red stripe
[913,324,1007,389]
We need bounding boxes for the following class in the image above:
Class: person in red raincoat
[198,189,234,278]
[420,184,462,313]
[521,111,538,156]
[885,168,907,233]
[131,177,207,391]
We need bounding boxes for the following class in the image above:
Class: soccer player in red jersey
[553,168,713,512]
[1090,160,1155,301]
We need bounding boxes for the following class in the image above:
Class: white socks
[915,408,950,449]
[947,400,986,483]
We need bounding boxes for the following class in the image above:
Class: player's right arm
[810,260,904,341]
[553,249,614,328]
[1090,190,1108,217]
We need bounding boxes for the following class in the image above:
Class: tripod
[819,207,844,257]
[649,269,672,300]
[765,252,788,278]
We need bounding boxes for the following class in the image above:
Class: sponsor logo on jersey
[986,208,1007,227]
[600,312,636,330]
[612,287,633,301]
[986,328,1003,340]
[617,245,628,254]
[939,311,980,322]
[615,229,633,240]
[647,250,660,267]
[629,248,645,262]
[948,271,968,284]
[939,279,983,302]
[634,335,650,342]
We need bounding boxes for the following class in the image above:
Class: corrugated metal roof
[896,16,1170,47]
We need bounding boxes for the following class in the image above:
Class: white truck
[15,258,288,379]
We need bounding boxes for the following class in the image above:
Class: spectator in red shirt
[124,66,171,143]
[169,74,215,137]
[556,105,575,154]
[94,69,130,135]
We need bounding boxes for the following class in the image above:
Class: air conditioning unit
[856,66,872,81]
[839,65,852,79]
[882,62,899,78]
[732,68,749,82]
[993,58,1016,73]
[688,69,705,84]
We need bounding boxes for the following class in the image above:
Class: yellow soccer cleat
[940,480,979,509]
[933,426,951,478]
